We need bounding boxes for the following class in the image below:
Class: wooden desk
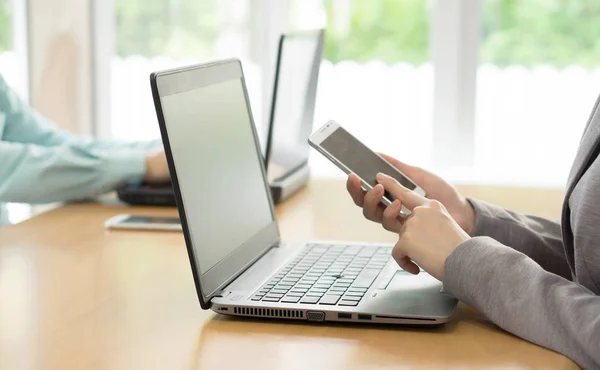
[0,180,575,369]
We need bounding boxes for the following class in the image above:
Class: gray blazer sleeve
[444,238,600,370]
[467,198,572,279]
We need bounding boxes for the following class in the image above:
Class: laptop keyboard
[250,244,392,306]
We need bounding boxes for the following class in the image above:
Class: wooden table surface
[0,179,576,370]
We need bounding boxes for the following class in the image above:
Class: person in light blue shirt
[0,73,170,226]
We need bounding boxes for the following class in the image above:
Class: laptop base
[269,164,310,204]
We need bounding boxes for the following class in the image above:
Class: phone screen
[121,216,181,225]
[319,126,417,201]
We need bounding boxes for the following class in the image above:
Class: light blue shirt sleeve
[0,73,154,204]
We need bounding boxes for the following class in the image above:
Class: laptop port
[338,312,352,319]
[306,311,325,321]
[358,314,372,320]
[219,307,228,311]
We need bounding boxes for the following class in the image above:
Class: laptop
[265,29,324,203]
[150,59,457,325]
[117,30,323,207]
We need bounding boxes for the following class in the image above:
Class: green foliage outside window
[114,0,219,59]
[0,0,11,53]
[322,0,600,68]
[1,0,600,68]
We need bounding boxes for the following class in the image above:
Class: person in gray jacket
[346,96,600,369]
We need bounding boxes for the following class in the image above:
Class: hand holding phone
[308,120,425,217]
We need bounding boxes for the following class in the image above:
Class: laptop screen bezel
[150,59,281,309]
[264,29,325,181]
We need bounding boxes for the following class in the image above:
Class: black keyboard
[251,244,392,306]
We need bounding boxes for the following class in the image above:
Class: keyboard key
[270,289,289,294]
[306,291,324,297]
[262,297,281,302]
[250,295,263,301]
[352,268,381,288]
[310,288,328,293]
[317,278,335,283]
[342,246,362,254]
[291,288,309,293]
[338,299,359,306]
[265,293,284,298]
[319,294,342,305]
[344,291,364,297]
[286,292,304,297]
[333,282,351,287]
[281,296,301,303]
[348,287,368,292]
[300,296,320,304]
[258,289,270,294]
[341,295,362,301]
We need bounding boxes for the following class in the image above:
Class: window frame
[89,0,484,167]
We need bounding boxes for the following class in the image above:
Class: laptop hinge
[212,290,231,298]
[208,237,281,303]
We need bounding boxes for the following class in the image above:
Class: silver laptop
[265,29,324,203]
[150,59,457,325]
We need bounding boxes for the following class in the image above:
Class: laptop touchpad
[385,270,440,292]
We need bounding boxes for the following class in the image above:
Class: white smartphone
[308,120,425,216]
[104,214,182,231]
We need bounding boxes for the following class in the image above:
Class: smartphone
[104,214,182,231]
[308,120,425,216]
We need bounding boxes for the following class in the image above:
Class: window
[0,0,26,96]
[94,0,600,188]
[310,0,433,178]
[0,0,30,224]
[105,0,262,142]
[474,0,600,187]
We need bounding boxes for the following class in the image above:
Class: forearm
[1,73,161,151]
[444,237,600,369]
[467,198,571,279]
[0,142,145,204]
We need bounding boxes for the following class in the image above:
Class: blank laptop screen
[267,33,321,182]
[160,75,274,275]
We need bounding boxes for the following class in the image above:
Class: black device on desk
[116,29,324,207]
[265,29,324,203]
[116,181,176,206]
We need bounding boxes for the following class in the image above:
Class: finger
[391,244,420,275]
[378,153,424,184]
[376,173,428,211]
[362,184,385,222]
[382,199,404,232]
[346,173,366,207]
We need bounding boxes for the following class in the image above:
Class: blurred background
[2,0,600,222]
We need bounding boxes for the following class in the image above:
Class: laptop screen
[266,30,324,182]
[154,61,279,306]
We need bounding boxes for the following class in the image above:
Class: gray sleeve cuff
[443,236,515,309]
[467,197,514,238]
